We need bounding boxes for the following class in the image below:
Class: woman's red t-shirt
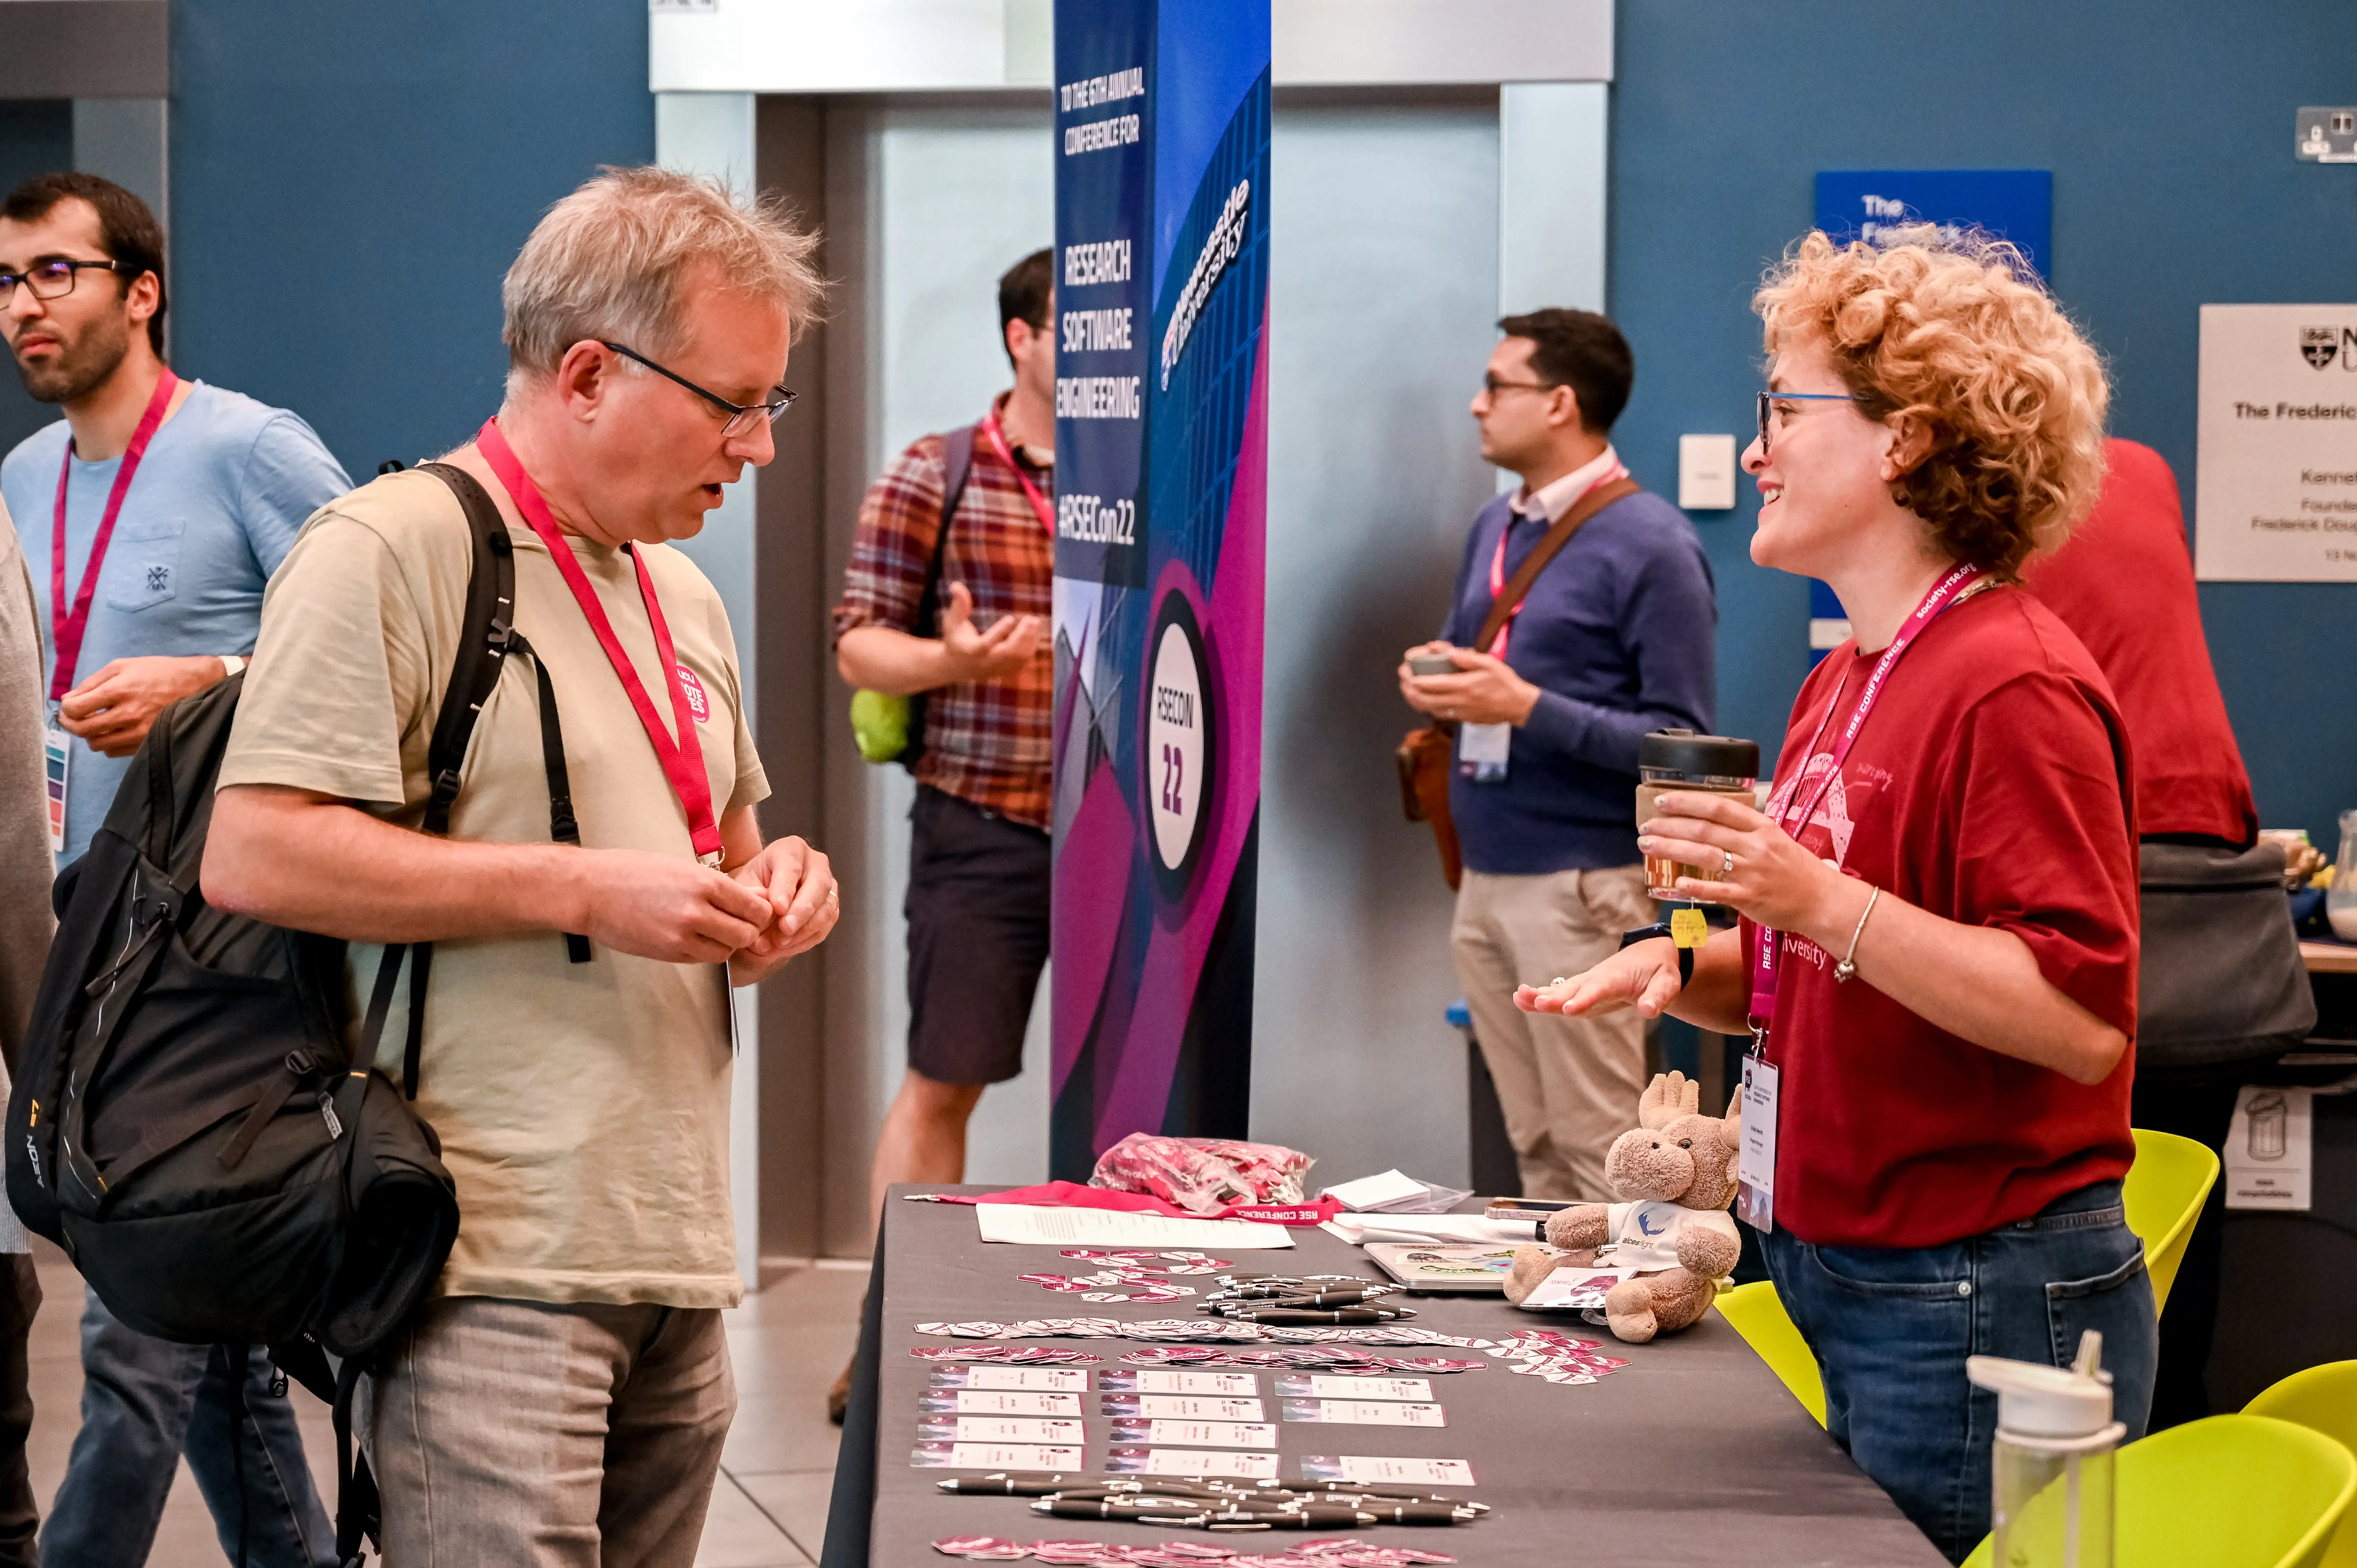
[1744,586,2139,1249]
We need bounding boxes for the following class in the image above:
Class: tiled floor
[23,1238,864,1566]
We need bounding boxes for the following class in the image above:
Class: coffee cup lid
[1641,729,1760,777]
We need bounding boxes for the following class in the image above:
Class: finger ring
[826,888,838,901]
[1721,851,1737,875]
[1549,977,1569,987]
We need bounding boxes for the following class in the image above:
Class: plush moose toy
[1502,1070,1743,1343]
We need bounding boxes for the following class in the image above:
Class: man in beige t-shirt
[203,169,835,1568]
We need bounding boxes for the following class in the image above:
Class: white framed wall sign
[2195,303,2357,582]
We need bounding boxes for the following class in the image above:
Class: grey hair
[502,165,825,394]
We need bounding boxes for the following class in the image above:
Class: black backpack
[4,461,585,1563]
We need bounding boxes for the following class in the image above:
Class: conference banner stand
[1048,0,1271,1178]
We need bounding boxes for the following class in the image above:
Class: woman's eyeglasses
[1756,390,1871,455]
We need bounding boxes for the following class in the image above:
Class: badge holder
[42,705,69,857]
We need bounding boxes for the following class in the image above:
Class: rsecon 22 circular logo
[1145,590,1213,899]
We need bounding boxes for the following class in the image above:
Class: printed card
[1096,1370,1259,1396]
[1104,1447,1281,1480]
[1097,1394,1265,1421]
[915,1417,1086,1444]
[928,1367,1091,1393]
[1298,1455,1476,1487]
[1273,1375,1432,1401]
[1280,1399,1445,1427]
[918,1391,1083,1416]
[910,1442,1086,1470]
[1105,1419,1276,1448]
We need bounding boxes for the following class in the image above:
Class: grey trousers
[1452,863,1653,1201]
[357,1297,734,1568]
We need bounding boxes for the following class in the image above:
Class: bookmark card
[1106,1419,1276,1448]
[1105,1447,1281,1480]
[1299,1455,1476,1487]
[927,1367,1090,1393]
[1096,1370,1259,1396]
[919,1391,1084,1417]
[1281,1399,1445,1428]
[915,1417,1086,1444]
[911,1442,1086,1470]
[1097,1394,1265,1421]
[1273,1375,1432,1401]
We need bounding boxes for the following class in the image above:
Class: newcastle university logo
[2301,326,2341,369]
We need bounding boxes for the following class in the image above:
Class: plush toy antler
[1636,1070,1702,1130]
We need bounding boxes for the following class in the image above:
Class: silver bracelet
[1833,885,1879,983]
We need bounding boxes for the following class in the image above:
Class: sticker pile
[910,1324,1624,1384]
[1018,1250,1238,1304]
[932,1538,1456,1565]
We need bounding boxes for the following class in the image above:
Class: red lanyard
[981,408,1055,537]
[476,418,724,863]
[1745,561,1983,1038]
[49,368,179,701]
[1484,459,1628,657]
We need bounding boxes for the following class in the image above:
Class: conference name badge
[43,708,69,856]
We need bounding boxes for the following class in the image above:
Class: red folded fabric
[912,1181,1341,1227]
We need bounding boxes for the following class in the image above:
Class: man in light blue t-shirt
[1,172,348,1568]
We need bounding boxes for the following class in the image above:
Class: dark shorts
[905,784,1051,1086]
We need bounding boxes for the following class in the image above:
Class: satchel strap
[1471,475,1640,654]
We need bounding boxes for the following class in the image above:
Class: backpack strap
[894,425,977,774]
[505,629,590,963]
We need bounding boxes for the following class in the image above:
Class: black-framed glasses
[1481,374,1552,399]
[0,258,131,305]
[601,341,796,439]
[1756,389,1871,454]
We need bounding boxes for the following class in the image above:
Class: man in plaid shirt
[832,252,1055,1411]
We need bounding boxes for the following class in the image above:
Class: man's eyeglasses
[1481,374,1552,399]
[0,258,132,305]
[601,341,796,439]
[1755,389,1871,454]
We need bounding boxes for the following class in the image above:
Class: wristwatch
[1619,923,1694,988]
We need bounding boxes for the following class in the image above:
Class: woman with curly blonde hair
[1518,227,2151,1559]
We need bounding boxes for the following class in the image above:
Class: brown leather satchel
[1397,476,1640,890]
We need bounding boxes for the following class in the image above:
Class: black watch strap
[1620,922,1694,987]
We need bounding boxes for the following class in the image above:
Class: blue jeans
[40,1289,337,1568]
[1762,1179,2156,1564]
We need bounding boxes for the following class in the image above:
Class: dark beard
[10,312,131,405]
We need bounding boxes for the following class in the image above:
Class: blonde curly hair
[1754,226,2108,579]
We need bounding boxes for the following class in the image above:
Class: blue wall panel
[0,100,77,458]
[1608,0,2357,848]
[167,0,653,478]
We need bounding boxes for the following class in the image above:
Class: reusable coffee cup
[1636,729,1761,898]
[1408,652,1460,676]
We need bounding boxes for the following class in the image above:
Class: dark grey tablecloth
[822,1188,1945,1566]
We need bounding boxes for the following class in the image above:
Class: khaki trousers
[358,1297,734,1568]
[1452,863,1653,1201]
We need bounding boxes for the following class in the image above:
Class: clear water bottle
[1967,1331,2124,1568]
[2328,808,2357,941]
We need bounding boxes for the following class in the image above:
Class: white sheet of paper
[1121,1448,1281,1479]
[1521,1265,1636,1310]
[937,1391,1083,1416]
[1280,1375,1432,1401]
[922,1416,1086,1443]
[1113,1395,1265,1420]
[1322,1169,1429,1210]
[975,1203,1294,1249]
[1305,1455,1476,1487]
[956,1367,1088,1392]
[1113,1419,1276,1448]
[2224,1084,2313,1210]
[1284,1399,1446,1427]
[1319,1212,1532,1246]
[915,1443,1084,1470]
[1116,1371,1259,1396]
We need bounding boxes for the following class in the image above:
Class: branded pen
[935,1473,1085,1495]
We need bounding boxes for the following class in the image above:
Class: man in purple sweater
[1400,309,1716,1201]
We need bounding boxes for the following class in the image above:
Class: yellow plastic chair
[2247,1362,2357,1568]
[2122,1127,2220,1315]
[1961,1414,2356,1568]
[1716,1279,1826,1426]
